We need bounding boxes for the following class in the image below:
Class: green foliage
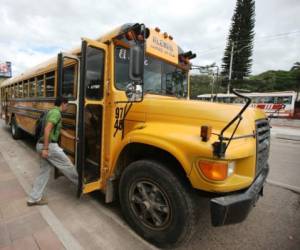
[248,68,300,92]
[190,75,211,99]
[190,75,225,99]
[190,62,300,99]
[222,0,255,80]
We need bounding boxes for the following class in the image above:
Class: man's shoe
[27,197,48,206]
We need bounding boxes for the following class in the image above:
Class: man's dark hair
[54,96,68,106]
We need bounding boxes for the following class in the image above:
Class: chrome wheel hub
[129,180,171,230]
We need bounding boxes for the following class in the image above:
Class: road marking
[267,179,300,194]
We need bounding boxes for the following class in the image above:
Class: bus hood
[129,95,266,135]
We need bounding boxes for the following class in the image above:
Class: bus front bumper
[210,165,269,226]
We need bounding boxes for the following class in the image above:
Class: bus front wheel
[119,159,198,248]
[11,116,23,139]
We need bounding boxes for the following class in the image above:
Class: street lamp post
[227,42,250,94]
[227,42,235,94]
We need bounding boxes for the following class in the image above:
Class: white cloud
[0,0,299,76]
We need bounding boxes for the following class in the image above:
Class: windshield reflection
[115,46,188,98]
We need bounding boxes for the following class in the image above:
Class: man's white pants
[28,143,78,202]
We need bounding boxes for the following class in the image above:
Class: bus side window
[62,65,75,98]
[23,81,29,98]
[37,75,44,97]
[11,85,15,98]
[277,97,283,104]
[19,82,23,98]
[29,78,36,97]
[258,97,264,103]
[14,83,18,98]
[45,72,55,97]
[283,96,292,104]
[5,87,9,98]
[264,97,274,104]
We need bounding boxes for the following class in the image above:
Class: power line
[196,30,300,56]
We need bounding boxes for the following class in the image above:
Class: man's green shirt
[46,107,62,142]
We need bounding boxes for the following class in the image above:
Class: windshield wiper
[212,88,253,158]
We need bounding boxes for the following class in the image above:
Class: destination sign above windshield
[146,29,178,64]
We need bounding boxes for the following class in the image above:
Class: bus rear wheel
[11,116,23,139]
[119,160,198,248]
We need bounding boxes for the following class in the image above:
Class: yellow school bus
[0,23,270,247]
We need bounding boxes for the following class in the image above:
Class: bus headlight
[228,161,236,177]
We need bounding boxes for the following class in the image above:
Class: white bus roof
[197,91,297,98]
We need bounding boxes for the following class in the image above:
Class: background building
[0,62,12,86]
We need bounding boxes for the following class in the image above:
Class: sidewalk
[0,121,154,250]
[0,152,65,250]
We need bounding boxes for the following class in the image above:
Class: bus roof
[197,91,297,98]
[1,23,185,88]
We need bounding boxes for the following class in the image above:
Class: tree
[290,62,300,101]
[290,62,300,71]
[222,0,255,80]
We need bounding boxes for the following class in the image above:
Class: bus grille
[256,119,270,175]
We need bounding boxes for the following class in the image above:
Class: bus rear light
[201,125,212,142]
[198,161,228,181]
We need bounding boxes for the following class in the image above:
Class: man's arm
[60,129,76,140]
[42,122,54,158]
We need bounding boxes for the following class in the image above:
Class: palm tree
[291,62,300,71]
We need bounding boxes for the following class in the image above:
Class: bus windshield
[115,46,188,98]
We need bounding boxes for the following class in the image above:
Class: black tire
[119,160,198,248]
[11,116,23,139]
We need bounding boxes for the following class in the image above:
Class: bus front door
[76,38,108,196]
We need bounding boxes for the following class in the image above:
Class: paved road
[268,127,300,192]
[0,120,299,250]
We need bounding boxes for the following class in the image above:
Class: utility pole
[227,42,235,94]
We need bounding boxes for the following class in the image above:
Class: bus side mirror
[125,83,143,102]
[126,45,144,102]
[129,45,144,82]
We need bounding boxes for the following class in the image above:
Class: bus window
[14,84,18,98]
[23,81,29,97]
[18,82,23,98]
[282,96,292,104]
[62,65,75,98]
[14,83,19,98]
[251,97,257,103]
[45,72,55,97]
[264,97,274,103]
[85,47,104,100]
[6,87,9,98]
[10,85,14,98]
[37,75,44,97]
[9,86,13,98]
[29,78,35,97]
[115,46,187,98]
[257,97,264,103]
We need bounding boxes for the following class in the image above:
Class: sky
[0,0,299,77]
